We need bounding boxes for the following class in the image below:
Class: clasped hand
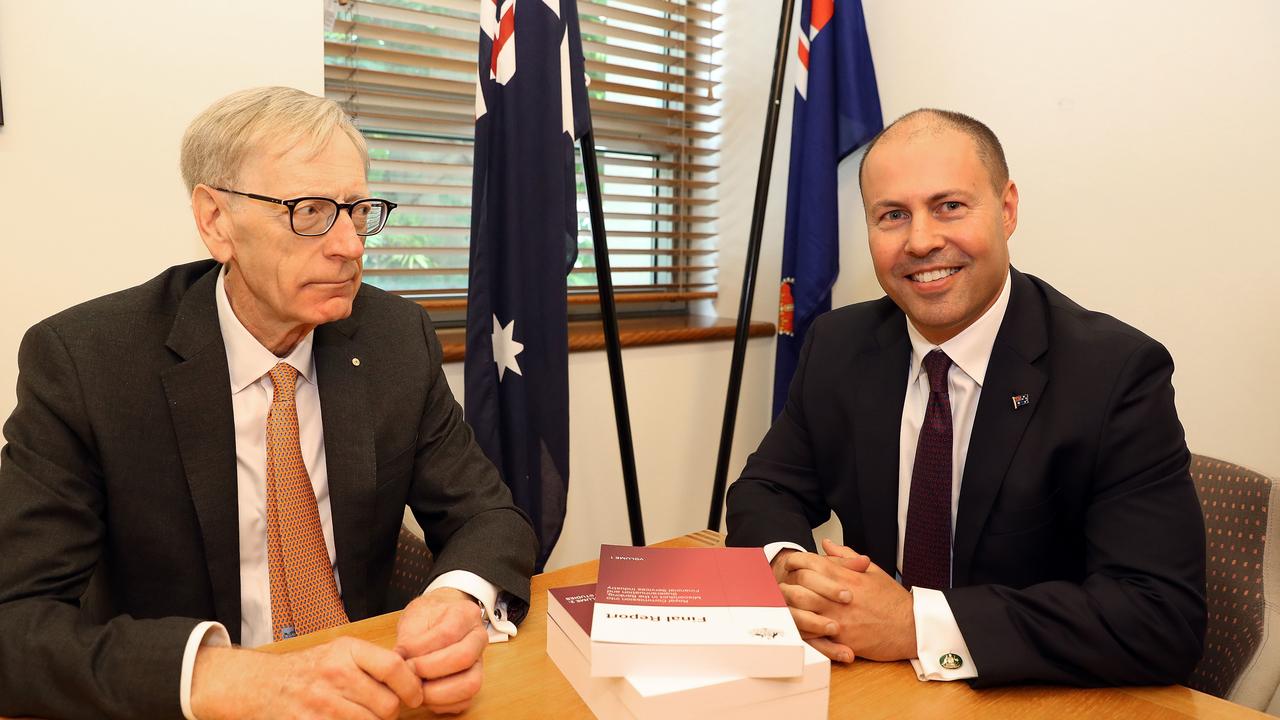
[191,587,488,719]
[774,538,917,664]
[394,587,491,715]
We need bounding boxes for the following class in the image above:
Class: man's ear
[1001,180,1019,239]
[192,184,235,263]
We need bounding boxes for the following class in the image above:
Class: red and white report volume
[547,584,830,719]
[590,545,805,678]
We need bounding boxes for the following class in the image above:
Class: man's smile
[904,266,963,291]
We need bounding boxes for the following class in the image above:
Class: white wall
[0,0,323,421]
[720,0,1280,480]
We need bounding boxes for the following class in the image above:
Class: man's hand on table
[394,587,490,715]
[189,637,423,720]
[773,538,917,664]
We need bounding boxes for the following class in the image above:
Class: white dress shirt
[765,270,1012,683]
[179,268,514,719]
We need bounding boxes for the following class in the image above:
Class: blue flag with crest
[465,0,591,570]
[773,0,883,418]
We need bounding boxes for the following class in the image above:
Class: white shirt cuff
[762,541,808,564]
[908,587,979,681]
[425,570,517,642]
[180,621,232,720]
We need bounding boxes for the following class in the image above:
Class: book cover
[588,546,806,678]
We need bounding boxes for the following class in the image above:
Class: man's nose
[325,209,366,260]
[904,216,945,257]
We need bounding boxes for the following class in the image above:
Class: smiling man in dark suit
[726,109,1206,686]
[0,87,536,719]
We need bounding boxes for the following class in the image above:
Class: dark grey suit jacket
[727,268,1206,687]
[0,260,537,719]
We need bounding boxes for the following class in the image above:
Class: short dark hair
[857,108,1009,194]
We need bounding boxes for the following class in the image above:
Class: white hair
[179,86,368,194]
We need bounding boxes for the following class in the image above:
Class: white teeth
[910,267,960,283]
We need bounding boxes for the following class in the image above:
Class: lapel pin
[1011,393,1030,410]
[351,357,361,367]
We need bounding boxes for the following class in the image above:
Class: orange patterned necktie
[265,362,349,641]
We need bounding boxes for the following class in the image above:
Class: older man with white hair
[0,87,537,720]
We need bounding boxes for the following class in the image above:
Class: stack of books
[545,545,830,719]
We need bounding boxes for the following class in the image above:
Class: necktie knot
[923,350,952,394]
[269,362,300,403]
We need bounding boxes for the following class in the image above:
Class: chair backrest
[1187,454,1280,713]
[387,525,435,611]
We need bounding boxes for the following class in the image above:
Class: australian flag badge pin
[1011,393,1031,410]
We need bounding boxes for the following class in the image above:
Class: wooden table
[264,530,1269,719]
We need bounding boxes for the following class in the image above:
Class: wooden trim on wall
[415,291,718,311]
[436,315,775,362]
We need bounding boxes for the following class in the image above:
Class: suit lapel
[160,265,243,639]
[314,313,375,622]
[852,311,910,571]
[952,269,1048,585]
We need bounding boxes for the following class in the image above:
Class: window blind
[324,0,721,312]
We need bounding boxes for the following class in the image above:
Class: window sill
[437,315,776,363]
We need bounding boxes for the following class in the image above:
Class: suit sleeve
[405,308,537,623]
[946,339,1207,687]
[725,326,832,550]
[0,322,196,720]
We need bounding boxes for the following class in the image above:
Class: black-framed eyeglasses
[213,187,397,237]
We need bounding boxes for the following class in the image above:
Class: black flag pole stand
[581,130,646,547]
[707,0,797,532]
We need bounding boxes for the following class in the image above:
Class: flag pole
[706,0,797,532]
[581,130,646,547]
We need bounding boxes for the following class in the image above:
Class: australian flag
[773,0,883,418]
[465,0,591,571]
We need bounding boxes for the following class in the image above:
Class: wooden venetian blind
[324,0,721,311]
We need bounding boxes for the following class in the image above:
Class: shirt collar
[216,266,316,394]
[906,269,1012,388]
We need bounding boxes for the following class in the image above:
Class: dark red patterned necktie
[902,349,954,590]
